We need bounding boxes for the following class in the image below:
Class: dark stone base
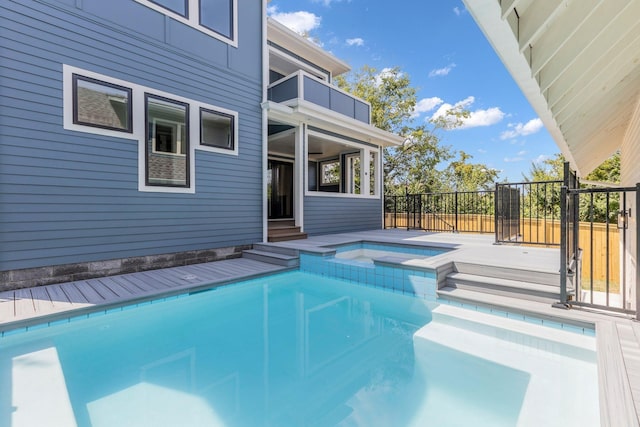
[0,245,252,292]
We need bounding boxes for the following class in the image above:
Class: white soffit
[463,0,640,176]
[267,18,351,77]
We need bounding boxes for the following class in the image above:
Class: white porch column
[295,124,305,230]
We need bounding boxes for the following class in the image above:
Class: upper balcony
[267,71,371,125]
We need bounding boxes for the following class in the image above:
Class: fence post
[455,191,459,233]
[554,185,569,308]
[636,184,640,320]
[494,183,499,243]
[405,187,410,231]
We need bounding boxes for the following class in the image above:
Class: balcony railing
[267,71,371,125]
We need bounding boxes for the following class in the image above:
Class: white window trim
[304,129,381,200]
[197,107,239,155]
[134,0,238,48]
[63,64,239,194]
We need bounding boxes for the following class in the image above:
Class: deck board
[30,287,53,314]
[137,271,176,289]
[14,289,35,318]
[110,274,155,293]
[0,292,14,322]
[73,281,107,303]
[96,277,136,298]
[88,279,119,300]
[47,285,73,308]
[60,282,90,305]
[0,258,288,329]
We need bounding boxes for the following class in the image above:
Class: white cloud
[430,96,505,129]
[431,96,505,129]
[478,148,487,154]
[504,156,524,163]
[500,118,544,140]
[429,63,456,77]
[268,7,321,35]
[411,97,444,118]
[462,107,505,129]
[346,37,364,47]
[374,68,401,87]
[533,154,550,164]
[453,7,461,16]
[517,150,527,156]
[312,0,351,5]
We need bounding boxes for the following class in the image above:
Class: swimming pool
[0,271,598,427]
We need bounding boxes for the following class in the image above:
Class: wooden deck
[0,257,289,332]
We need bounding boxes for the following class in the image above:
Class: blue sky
[267,0,561,182]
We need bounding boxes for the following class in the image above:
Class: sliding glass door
[268,159,294,219]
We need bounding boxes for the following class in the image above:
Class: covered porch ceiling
[463,0,640,176]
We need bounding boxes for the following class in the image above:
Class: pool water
[0,272,598,427]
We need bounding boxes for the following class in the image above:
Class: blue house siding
[0,0,263,271]
[303,196,382,235]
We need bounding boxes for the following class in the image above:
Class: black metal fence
[384,180,563,245]
[384,191,495,233]
[560,184,639,316]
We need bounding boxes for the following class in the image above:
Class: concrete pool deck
[1,229,639,426]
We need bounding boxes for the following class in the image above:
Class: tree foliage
[335,66,498,195]
[522,152,621,223]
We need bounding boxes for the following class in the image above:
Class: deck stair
[243,243,299,267]
[438,261,571,305]
[268,221,308,242]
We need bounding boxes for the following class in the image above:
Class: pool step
[252,243,300,257]
[242,249,299,267]
[453,261,559,287]
[444,272,565,304]
[415,304,595,360]
[435,287,590,330]
[9,347,78,427]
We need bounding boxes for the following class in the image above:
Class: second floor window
[136,0,235,44]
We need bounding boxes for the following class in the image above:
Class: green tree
[442,151,500,192]
[522,152,621,222]
[335,66,495,195]
[523,153,564,182]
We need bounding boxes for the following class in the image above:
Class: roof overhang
[262,100,404,148]
[463,0,640,176]
[267,18,351,77]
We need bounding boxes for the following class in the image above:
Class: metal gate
[495,184,520,243]
[560,183,640,317]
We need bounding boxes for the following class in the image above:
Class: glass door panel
[268,160,294,219]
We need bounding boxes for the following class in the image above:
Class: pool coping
[0,260,295,335]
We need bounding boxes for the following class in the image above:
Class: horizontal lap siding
[303,196,382,235]
[0,0,263,270]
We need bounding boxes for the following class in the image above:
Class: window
[306,130,379,198]
[345,153,361,194]
[64,65,239,193]
[200,108,234,150]
[200,0,233,39]
[149,0,187,16]
[145,94,189,187]
[320,160,340,186]
[73,75,132,132]
[135,0,236,45]
[369,151,377,196]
